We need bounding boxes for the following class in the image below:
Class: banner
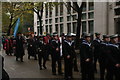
[13,18,20,37]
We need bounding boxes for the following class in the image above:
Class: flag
[13,18,20,37]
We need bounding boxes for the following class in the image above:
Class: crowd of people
[2,32,120,80]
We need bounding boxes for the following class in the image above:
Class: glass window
[82,2,86,12]
[60,24,63,34]
[73,15,77,21]
[82,21,86,33]
[67,16,71,21]
[89,2,94,11]
[55,24,58,33]
[45,20,48,24]
[49,19,52,24]
[60,17,63,22]
[37,26,40,35]
[60,3,63,15]
[67,23,71,33]
[55,5,58,16]
[55,18,58,23]
[88,20,94,34]
[88,12,94,19]
[73,22,77,33]
[67,6,71,14]
[82,13,86,20]
[46,25,48,33]
[49,25,52,34]
[116,1,120,6]
[37,21,40,25]
[45,4,48,18]
[115,8,120,15]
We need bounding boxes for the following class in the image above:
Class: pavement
[1,49,82,79]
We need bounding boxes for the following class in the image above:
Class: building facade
[34,1,120,36]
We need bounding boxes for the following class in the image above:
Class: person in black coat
[79,33,94,80]
[1,55,9,80]
[27,35,37,60]
[92,32,102,73]
[15,32,25,62]
[106,34,120,80]
[51,32,63,75]
[99,35,110,80]
[63,33,76,80]
[36,36,47,70]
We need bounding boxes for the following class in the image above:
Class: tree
[64,1,85,48]
[2,2,25,36]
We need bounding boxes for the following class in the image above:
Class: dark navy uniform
[106,43,120,80]
[80,40,94,80]
[63,40,75,79]
[37,38,47,70]
[92,37,102,72]
[51,39,62,75]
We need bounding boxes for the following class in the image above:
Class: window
[55,5,58,16]
[67,16,71,21]
[82,13,86,20]
[55,18,58,23]
[116,1,120,6]
[45,20,48,24]
[88,20,94,34]
[55,24,58,33]
[46,25,48,33]
[73,15,77,21]
[67,23,71,33]
[45,4,48,18]
[49,25,52,34]
[60,3,63,15]
[60,17,63,22]
[49,19,52,24]
[82,2,86,12]
[60,24,63,34]
[49,9,52,17]
[37,21,40,25]
[73,22,77,33]
[82,21,86,33]
[37,26,40,35]
[89,2,94,11]
[67,6,71,14]
[88,12,94,19]
[115,8,120,15]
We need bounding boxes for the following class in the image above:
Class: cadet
[63,33,75,79]
[106,34,120,80]
[37,35,47,70]
[51,32,63,75]
[92,32,102,72]
[99,35,110,80]
[79,33,94,80]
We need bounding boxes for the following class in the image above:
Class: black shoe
[21,60,24,62]
[52,73,56,75]
[43,66,47,69]
[16,58,18,61]
[40,67,42,70]
[58,72,64,75]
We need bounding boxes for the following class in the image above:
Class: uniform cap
[103,35,110,39]
[84,33,91,38]
[110,34,118,39]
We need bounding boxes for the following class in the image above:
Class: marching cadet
[63,33,76,80]
[27,34,37,60]
[79,33,94,80]
[51,32,63,75]
[106,34,120,80]
[36,35,47,70]
[99,35,110,80]
[92,32,102,73]
[14,32,25,62]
